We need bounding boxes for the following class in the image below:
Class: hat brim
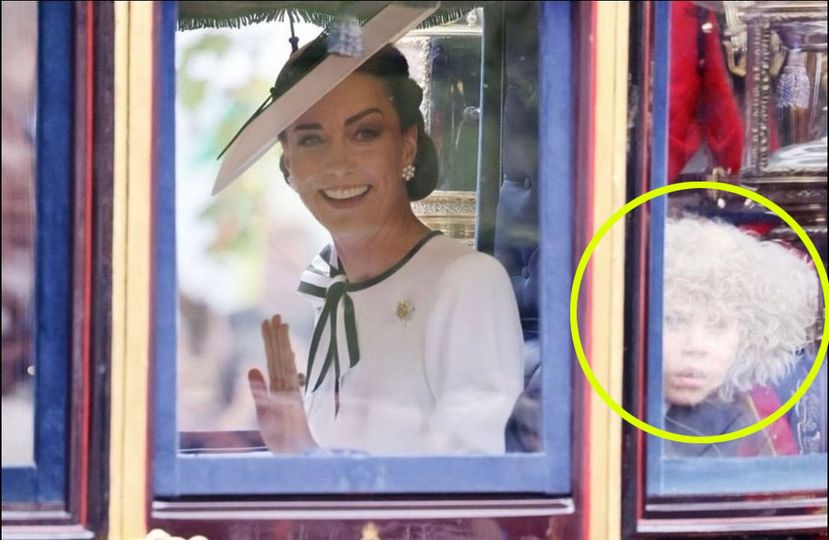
[211,3,438,195]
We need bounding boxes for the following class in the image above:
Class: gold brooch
[396,300,413,321]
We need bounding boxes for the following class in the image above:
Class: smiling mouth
[322,185,371,201]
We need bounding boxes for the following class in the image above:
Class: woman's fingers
[270,314,285,391]
[248,368,282,452]
[271,315,285,392]
[261,314,299,394]
[277,323,300,391]
[248,368,269,403]
[261,319,277,393]
[249,364,317,454]
[262,319,278,392]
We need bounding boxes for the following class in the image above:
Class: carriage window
[1,0,38,468]
[157,1,571,498]
[2,0,75,506]
[174,8,526,456]
[646,0,827,497]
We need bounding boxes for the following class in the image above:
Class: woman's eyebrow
[345,108,383,126]
[293,122,323,131]
[292,108,383,132]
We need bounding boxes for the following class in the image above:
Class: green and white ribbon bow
[298,244,360,415]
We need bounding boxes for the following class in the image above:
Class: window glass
[158,1,572,499]
[1,0,38,467]
[667,0,745,183]
[648,0,827,496]
[667,0,827,183]
[174,7,540,457]
[175,18,329,442]
[660,206,823,460]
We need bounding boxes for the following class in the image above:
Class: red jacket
[669,2,744,181]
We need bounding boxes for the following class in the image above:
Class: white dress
[298,232,524,454]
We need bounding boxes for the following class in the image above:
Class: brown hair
[275,37,439,201]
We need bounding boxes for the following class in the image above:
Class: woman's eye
[297,134,324,147]
[354,127,380,142]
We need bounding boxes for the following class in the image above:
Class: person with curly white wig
[662,216,821,457]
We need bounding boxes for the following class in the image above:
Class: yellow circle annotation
[570,181,829,444]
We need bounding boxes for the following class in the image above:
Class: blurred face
[662,303,741,406]
[281,73,417,237]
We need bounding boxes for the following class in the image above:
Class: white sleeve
[424,252,524,453]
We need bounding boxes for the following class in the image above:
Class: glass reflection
[741,1,828,173]
[175,20,328,445]
[1,0,37,466]
[767,46,827,171]
[668,1,744,182]
[662,216,822,457]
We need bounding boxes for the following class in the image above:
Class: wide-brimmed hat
[210,3,439,195]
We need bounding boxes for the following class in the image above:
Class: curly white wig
[664,217,820,402]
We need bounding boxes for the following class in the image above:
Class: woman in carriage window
[213,19,524,455]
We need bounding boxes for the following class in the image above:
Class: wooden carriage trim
[586,2,630,539]
[109,2,154,537]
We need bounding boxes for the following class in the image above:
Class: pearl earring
[401,164,416,182]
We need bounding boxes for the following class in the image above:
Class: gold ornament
[396,300,413,321]
[361,521,381,540]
